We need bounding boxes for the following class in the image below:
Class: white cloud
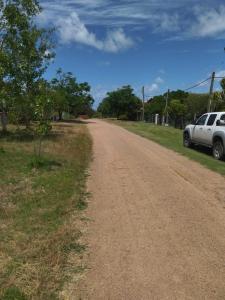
[189,6,225,38]
[56,12,134,52]
[155,77,164,84]
[216,70,225,78]
[39,0,225,43]
[153,13,180,33]
[146,83,159,94]
[144,76,165,97]
[57,12,102,49]
[104,29,134,53]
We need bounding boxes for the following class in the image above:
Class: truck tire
[213,140,224,160]
[183,132,193,148]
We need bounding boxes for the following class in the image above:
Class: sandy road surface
[81,119,225,299]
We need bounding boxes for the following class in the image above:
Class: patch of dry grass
[0,123,92,299]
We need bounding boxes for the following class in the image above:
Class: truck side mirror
[216,120,220,126]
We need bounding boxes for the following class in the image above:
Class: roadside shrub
[118,114,128,121]
[2,286,27,300]
[0,147,5,153]
[29,156,61,170]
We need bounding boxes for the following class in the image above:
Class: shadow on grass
[192,145,213,157]
[0,129,63,143]
[56,119,96,125]
[28,156,62,170]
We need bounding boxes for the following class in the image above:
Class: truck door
[192,114,208,143]
[202,113,217,145]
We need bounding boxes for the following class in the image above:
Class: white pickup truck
[183,112,225,160]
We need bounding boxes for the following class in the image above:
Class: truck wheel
[183,132,192,148]
[213,140,224,160]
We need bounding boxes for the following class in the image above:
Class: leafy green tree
[51,69,93,120]
[98,85,141,120]
[69,81,94,117]
[145,95,165,116]
[169,99,187,128]
[51,69,70,120]
[34,79,53,157]
[186,93,208,120]
[211,79,225,112]
[0,0,55,128]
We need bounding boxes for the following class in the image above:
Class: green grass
[0,123,92,299]
[111,120,225,176]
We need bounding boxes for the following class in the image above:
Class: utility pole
[207,71,215,113]
[142,86,145,122]
[165,89,170,126]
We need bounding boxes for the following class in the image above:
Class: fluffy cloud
[39,0,225,45]
[155,77,164,84]
[216,70,225,78]
[190,6,225,38]
[146,83,159,93]
[215,70,225,83]
[56,12,134,53]
[145,76,165,96]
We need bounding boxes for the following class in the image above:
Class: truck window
[220,114,225,121]
[196,114,207,126]
[207,114,217,126]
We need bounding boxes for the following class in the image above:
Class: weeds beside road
[0,123,92,299]
[111,120,225,176]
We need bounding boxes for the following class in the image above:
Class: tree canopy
[0,0,94,132]
[98,85,141,120]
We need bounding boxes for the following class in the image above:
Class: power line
[215,76,225,79]
[184,77,211,91]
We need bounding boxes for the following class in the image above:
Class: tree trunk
[180,117,184,129]
[1,111,7,133]
[25,121,31,129]
[58,111,62,121]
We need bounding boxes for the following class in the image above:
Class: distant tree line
[0,0,93,133]
[98,80,225,128]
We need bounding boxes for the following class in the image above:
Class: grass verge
[110,120,225,176]
[0,123,92,299]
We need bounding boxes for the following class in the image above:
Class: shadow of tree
[0,129,62,143]
[192,145,212,157]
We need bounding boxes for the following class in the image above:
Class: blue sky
[39,0,225,107]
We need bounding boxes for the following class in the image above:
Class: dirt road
[81,120,225,299]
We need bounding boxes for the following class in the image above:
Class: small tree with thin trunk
[33,80,53,158]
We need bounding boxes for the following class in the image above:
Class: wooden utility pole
[142,86,145,121]
[165,89,170,125]
[207,72,215,113]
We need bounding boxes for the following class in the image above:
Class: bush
[29,156,61,170]
[2,287,27,300]
[118,114,128,121]
[0,147,5,153]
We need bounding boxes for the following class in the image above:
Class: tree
[145,95,165,117]
[0,0,55,129]
[186,93,208,120]
[51,69,70,120]
[169,99,187,128]
[51,69,94,120]
[98,85,141,120]
[211,79,225,112]
[34,79,53,157]
[69,81,94,117]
